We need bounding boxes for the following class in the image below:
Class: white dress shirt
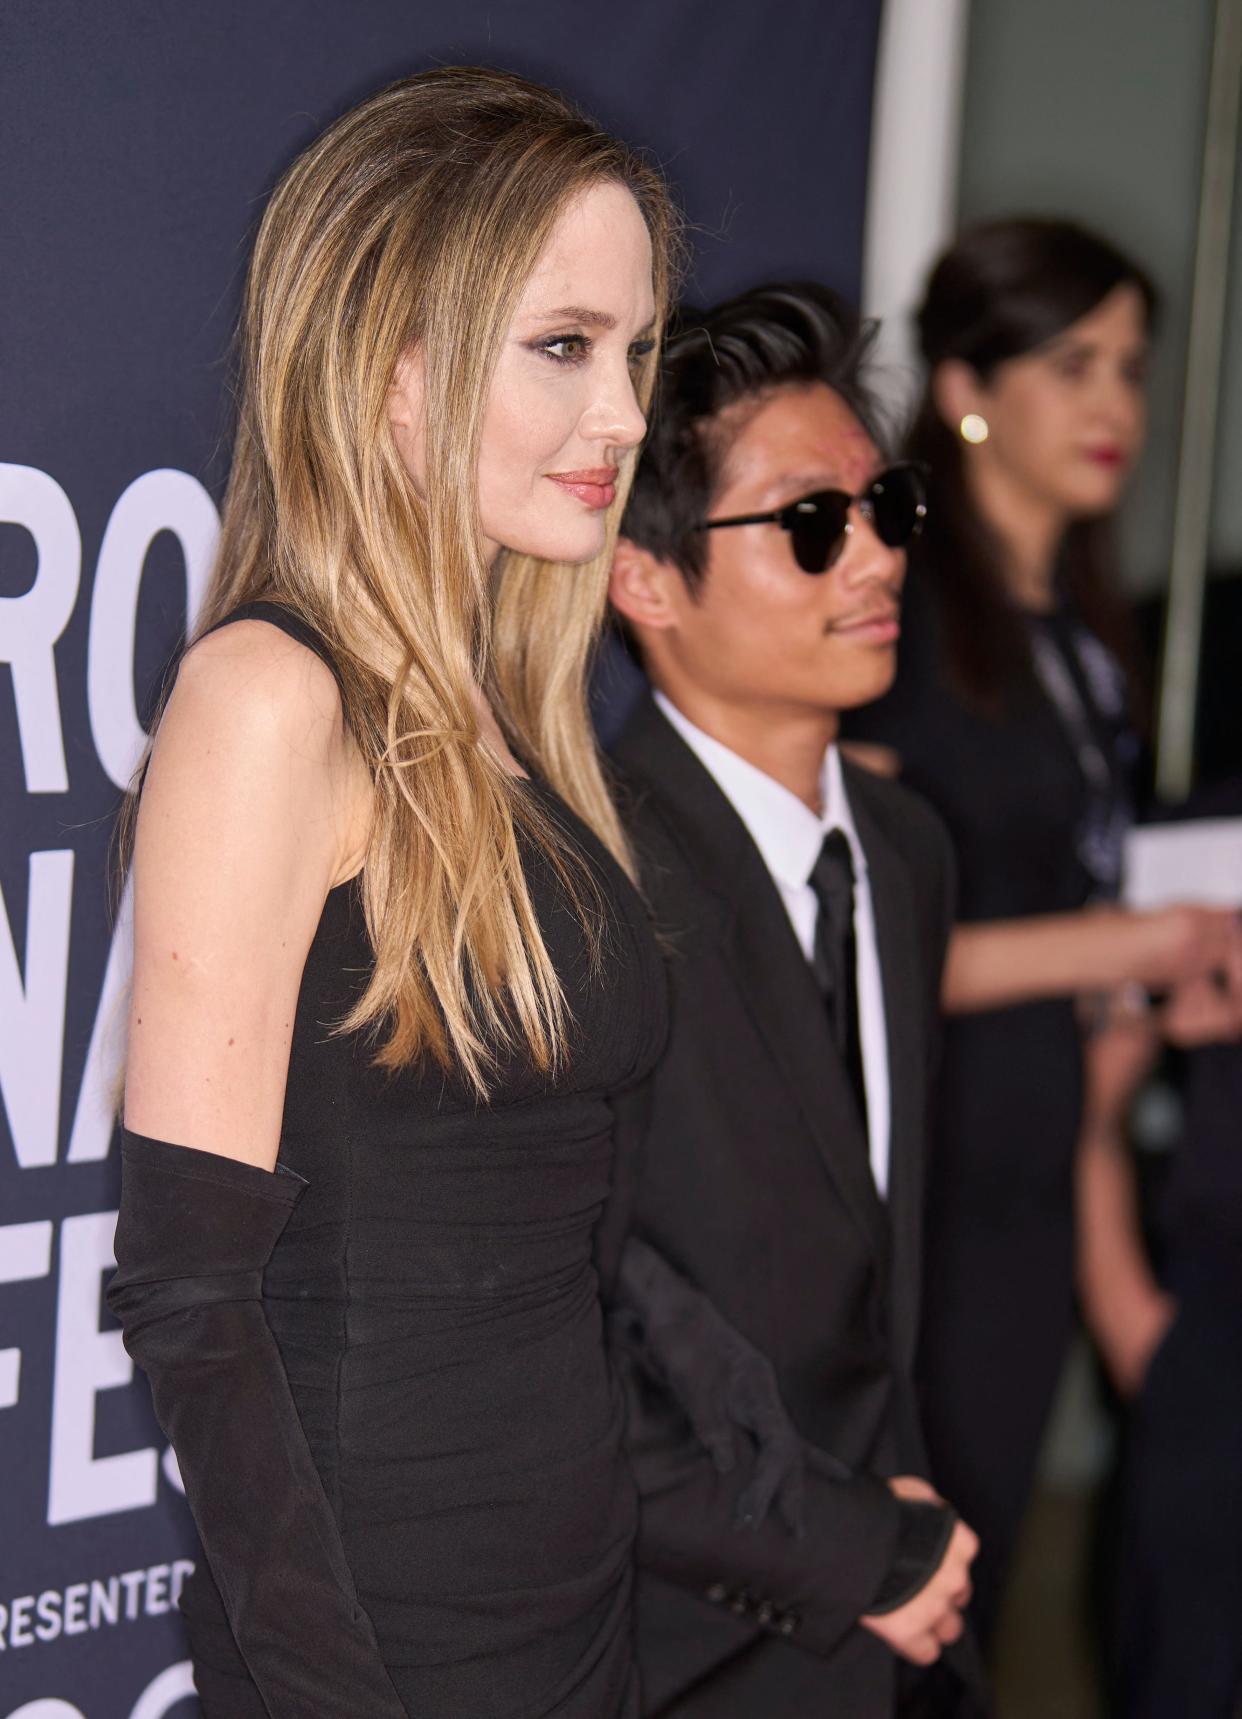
[654,692,891,1197]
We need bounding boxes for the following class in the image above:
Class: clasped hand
[861,1476,978,1667]
[1136,905,1242,1044]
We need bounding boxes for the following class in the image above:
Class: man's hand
[860,1478,978,1666]
[886,1474,941,1505]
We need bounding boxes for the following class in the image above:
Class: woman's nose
[582,366,647,449]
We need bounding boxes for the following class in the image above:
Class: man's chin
[819,649,898,712]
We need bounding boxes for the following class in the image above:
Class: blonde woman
[107,68,676,1718]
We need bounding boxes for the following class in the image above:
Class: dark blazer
[600,695,971,1718]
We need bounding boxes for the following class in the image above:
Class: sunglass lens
[789,493,849,574]
[870,466,927,548]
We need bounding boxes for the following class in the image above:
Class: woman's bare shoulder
[142,616,360,905]
[170,617,347,756]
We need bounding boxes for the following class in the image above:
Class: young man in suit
[601,283,983,1717]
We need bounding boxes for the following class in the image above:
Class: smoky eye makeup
[527,329,657,369]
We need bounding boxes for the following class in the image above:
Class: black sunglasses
[697,461,928,574]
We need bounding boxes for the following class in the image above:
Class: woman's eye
[538,334,590,365]
[627,338,656,371]
[1122,356,1150,389]
[1051,353,1090,381]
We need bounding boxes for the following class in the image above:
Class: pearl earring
[960,413,989,445]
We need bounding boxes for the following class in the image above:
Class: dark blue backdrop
[0,5,881,1713]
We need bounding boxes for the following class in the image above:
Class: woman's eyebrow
[1041,331,1094,357]
[533,304,618,330]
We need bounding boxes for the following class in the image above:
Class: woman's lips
[1083,447,1127,468]
[546,469,617,509]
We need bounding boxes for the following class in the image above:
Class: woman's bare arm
[1075,1015,1174,1397]
[109,621,405,1714]
[124,619,369,1167]
[943,904,1242,1015]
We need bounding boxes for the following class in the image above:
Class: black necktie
[810,829,869,1137]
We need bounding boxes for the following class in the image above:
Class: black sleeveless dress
[178,603,668,1716]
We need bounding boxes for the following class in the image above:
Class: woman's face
[388,180,656,565]
[960,282,1150,519]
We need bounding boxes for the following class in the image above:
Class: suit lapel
[615,698,887,1259]
[847,767,925,1368]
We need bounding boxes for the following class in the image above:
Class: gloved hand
[613,1235,830,1537]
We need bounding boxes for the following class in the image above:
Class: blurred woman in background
[844,217,1242,1648]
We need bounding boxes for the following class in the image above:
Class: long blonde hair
[162,68,678,1092]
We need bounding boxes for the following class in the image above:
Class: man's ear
[609,537,682,632]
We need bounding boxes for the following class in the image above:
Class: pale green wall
[955,0,1240,594]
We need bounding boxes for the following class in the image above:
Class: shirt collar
[653,691,868,893]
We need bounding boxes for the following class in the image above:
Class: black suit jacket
[600,696,969,1717]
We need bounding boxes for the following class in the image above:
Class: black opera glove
[107,1131,409,1719]
[614,1236,834,1538]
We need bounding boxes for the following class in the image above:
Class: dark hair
[621,281,880,591]
[909,217,1158,712]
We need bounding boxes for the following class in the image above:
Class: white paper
[1123,818,1242,909]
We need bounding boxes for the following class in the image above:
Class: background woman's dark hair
[621,280,881,591]
[908,216,1158,713]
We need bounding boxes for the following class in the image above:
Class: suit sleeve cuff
[864,1499,957,1615]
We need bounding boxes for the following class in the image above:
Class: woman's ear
[609,538,681,632]
[931,358,988,432]
[386,348,427,480]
